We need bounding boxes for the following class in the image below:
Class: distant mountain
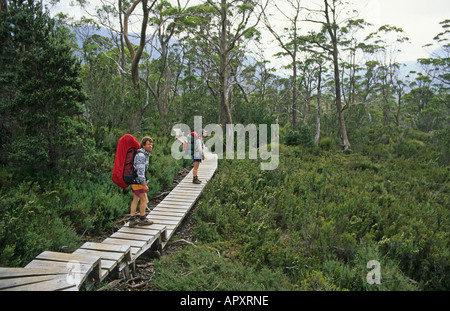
[70,25,162,58]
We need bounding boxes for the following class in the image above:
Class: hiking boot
[129,216,138,228]
[137,216,153,226]
[193,176,202,184]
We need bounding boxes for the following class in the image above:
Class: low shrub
[284,125,314,147]
[153,244,296,291]
[168,143,450,290]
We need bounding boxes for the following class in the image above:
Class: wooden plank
[0,274,56,290]
[155,205,192,211]
[160,194,195,200]
[80,242,130,254]
[150,209,189,217]
[33,251,100,266]
[25,260,93,272]
[0,267,68,278]
[149,213,185,219]
[151,210,189,216]
[174,184,205,189]
[163,194,198,200]
[153,204,190,210]
[24,260,102,287]
[102,238,146,248]
[122,223,167,242]
[150,210,186,216]
[152,223,176,230]
[170,187,204,192]
[174,181,206,187]
[1,276,77,291]
[175,183,205,189]
[162,197,197,204]
[153,204,191,210]
[170,188,201,192]
[102,238,143,256]
[25,251,102,285]
[119,227,160,236]
[72,249,124,262]
[77,243,132,278]
[149,214,183,221]
[169,190,202,195]
[161,198,197,204]
[149,219,180,225]
[110,232,154,242]
[72,250,117,274]
[158,200,193,207]
[124,223,167,231]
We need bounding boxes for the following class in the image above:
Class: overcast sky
[47,0,449,64]
[359,0,449,62]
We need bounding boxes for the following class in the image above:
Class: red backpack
[112,134,140,188]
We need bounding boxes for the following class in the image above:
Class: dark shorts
[193,158,202,163]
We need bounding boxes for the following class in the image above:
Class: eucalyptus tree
[339,18,371,113]
[299,32,330,145]
[304,0,355,150]
[421,19,450,91]
[409,19,449,132]
[141,0,192,128]
[186,0,265,128]
[365,24,409,126]
[261,0,303,130]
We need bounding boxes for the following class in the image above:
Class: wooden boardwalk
[0,156,218,291]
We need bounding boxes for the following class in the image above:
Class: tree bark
[314,64,323,146]
[123,0,156,85]
[219,0,233,127]
[324,0,350,150]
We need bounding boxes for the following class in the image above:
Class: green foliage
[0,182,82,266]
[284,125,314,147]
[319,137,333,150]
[153,244,295,291]
[0,0,89,180]
[154,141,448,291]
[434,124,450,163]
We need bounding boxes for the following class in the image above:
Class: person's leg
[193,161,199,176]
[129,193,140,227]
[131,193,140,216]
[138,192,147,217]
[193,161,201,183]
[137,192,153,225]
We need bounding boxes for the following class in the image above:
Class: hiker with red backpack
[112,134,154,227]
[128,136,154,227]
